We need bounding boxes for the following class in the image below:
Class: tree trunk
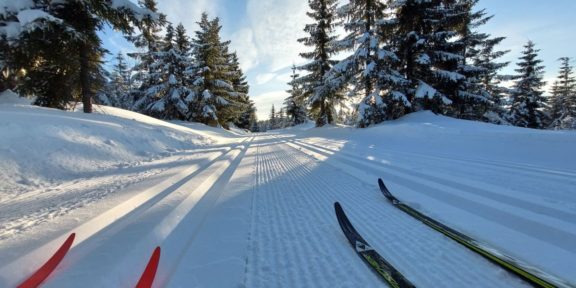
[80,42,92,113]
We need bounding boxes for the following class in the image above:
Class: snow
[415,80,437,99]
[1,99,575,287]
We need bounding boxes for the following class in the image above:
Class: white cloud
[255,73,277,85]
[229,28,259,72]
[252,91,289,120]
[246,0,308,72]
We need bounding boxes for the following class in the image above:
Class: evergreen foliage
[295,0,342,127]
[508,41,549,129]
[188,13,236,127]
[284,65,308,126]
[0,0,160,112]
[332,0,409,127]
[548,57,576,129]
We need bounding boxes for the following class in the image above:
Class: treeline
[283,0,576,130]
[0,0,257,130]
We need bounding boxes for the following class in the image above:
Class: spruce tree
[508,41,548,129]
[188,13,236,127]
[392,0,467,115]
[139,23,193,120]
[455,0,509,121]
[128,0,166,111]
[285,65,308,125]
[549,57,576,129]
[269,105,277,130]
[296,0,341,127]
[110,52,132,108]
[1,0,159,112]
[227,51,253,128]
[332,0,409,127]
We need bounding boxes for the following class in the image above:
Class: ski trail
[245,137,528,288]
[301,137,576,179]
[0,139,251,287]
[0,151,227,242]
[53,140,251,288]
[282,138,575,282]
[167,138,258,287]
[293,139,576,223]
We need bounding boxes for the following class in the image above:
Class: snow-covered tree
[508,41,549,129]
[548,57,576,129]
[285,65,308,126]
[226,51,253,129]
[109,52,132,108]
[188,13,236,127]
[128,0,166,111]
[331,0,410,127]
[296,0,342,127]
[137,23,193,120]
[454,0,509,122]
[0,0,159,112]
[269,105,277,129]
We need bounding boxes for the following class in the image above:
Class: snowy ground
[1,93,575,287]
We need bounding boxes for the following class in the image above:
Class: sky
[101,0,576,121]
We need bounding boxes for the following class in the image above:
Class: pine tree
[128,0,166,112]
[296,0,342,127]
[269,105,277,130]
[110,52,132,108]
[332,0,409,127]
[227,51,253,128]
[392,0,467,115]
[508,41,549,129]
[549,57,576,129]
[1,0,159,112]
[188,13,236,127]
[455,0,509,121]
[140,23,193,120]
[285,65,308,126]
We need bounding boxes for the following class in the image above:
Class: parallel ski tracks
[0,138,253,287]
[278,137,573,285]
[286,138,576,232]
[246,138,527,287]
[299,137,576,180]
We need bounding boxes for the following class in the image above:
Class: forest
[1,0,575,131]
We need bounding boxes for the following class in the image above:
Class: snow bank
[302,111,576,170]
[0,90,33,105]
[0,101,233,195]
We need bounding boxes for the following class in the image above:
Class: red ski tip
[135,246,161,288]
[18,233,76,288]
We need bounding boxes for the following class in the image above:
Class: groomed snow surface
[1,91,575,287]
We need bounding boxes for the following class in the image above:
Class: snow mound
[0,102,233,195]
[0,90,33,105]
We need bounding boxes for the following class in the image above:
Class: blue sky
[101,0,576,120]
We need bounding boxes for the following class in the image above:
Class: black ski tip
[334,202,343,212]
[378,178,394,199]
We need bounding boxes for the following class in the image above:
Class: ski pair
[335,179,569,288]
[17,233,160,288]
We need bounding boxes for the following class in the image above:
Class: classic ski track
[246,137,527,288]
[297,138,576,205]
[0,138,252,287]
[281,138,575,280]
[292,140,576,223]
[0,151,229,241]
[299,137,576,179]
[56,138,253,287]
[289,138,576,231]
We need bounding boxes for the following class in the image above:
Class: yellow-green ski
[335,202,415,288]
[378,178,572,288]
